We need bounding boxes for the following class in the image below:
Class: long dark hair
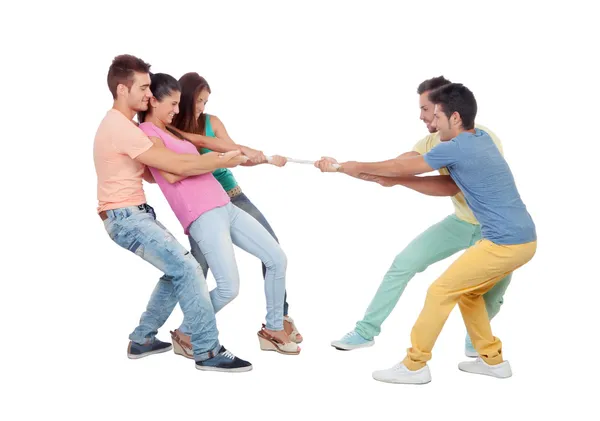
[137,73,181,124]
[172,72,212,135]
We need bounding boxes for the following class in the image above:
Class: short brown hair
[417,76,452,95]
[107,54,151,99]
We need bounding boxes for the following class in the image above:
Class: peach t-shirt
[94,109,153,212]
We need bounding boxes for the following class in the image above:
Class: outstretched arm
[135,144,247,177]
[357,173,460,196]
[341,155,435,177]
[167,125,240,153]
[315,151,459,196]
[210,115,269,166]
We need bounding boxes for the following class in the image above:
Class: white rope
[267,156,340,169]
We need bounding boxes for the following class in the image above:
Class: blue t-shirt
[423,129,536,245]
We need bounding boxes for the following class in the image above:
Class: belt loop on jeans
[226,185,242,198]
[99,204,151,221]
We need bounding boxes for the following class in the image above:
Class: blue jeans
[103,204,221,362]
[188,192,290,315]
[181,202,288,331]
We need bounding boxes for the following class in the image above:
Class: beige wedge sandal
[257,326,301,355]
[284,315,303,344]
[170,330,193,360]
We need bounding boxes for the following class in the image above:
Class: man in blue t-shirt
[316,83,537,384]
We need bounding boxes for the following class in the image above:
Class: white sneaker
[372,362,431,384]
[458,357,512,378]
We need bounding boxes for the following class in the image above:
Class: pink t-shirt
[94,109,153,212]
[139,122,230,234]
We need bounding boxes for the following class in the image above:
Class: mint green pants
[355,215,512,351]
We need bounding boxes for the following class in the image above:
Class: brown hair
[173,72,212,135]
[417,76,451,95]
[107,54,151,99]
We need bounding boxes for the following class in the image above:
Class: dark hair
[107,54,151,99]
[137,73,181,124]
[428,83,477,130]
[417,76,452,95]
[173,72,212,135]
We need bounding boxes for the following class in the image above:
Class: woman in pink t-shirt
[138,73,299,356]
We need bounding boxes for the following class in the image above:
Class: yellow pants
[403,239,537,371]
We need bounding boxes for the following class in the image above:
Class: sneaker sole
[458,365,512,378]
[372,374,431,385]
[465,350,478,358]
[331,341,374,351]
[127,345,173,360]
[195,365,253,373]
[373,377,431,385]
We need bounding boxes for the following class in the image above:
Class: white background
[2,0,599,419]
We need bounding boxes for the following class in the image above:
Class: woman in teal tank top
[171,72,303,346]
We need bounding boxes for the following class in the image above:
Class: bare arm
[316,150,457,195]
[347,152,458,195]
[395,175,460,196]
[345,155,435,177]
[168,116,267,166]
[146,137,187,183]
[344,151,428,184]
[356,151,460,196]
[142,167,156,183]
[210,115,268,166]
[358,173,460,196]
[135,144,247,177]
[343,151,421,182]
[352,151,419,182]
[166,125,240,153]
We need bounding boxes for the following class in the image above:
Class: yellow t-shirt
[412,124,504,225]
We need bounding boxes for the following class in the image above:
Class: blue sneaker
[331,330,374,350]
[127,338,172,359]
[195,346,253,373]
[465,336,478,358]
[465,343,478,358]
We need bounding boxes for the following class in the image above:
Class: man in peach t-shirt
[94,54,252,373]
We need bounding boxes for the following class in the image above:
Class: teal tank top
[199,115,239,191]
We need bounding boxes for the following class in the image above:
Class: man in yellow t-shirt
[330,76,512,357]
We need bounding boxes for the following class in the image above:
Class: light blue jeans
[103,204,221,362]
[190,192,290,316]
[181,202,287,332]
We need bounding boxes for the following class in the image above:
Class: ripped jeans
[103,204,221,362]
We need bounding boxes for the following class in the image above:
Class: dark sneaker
[195,346,253,373]
[127,338,172,359]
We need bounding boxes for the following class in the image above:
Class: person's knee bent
[426,278,458,300]
[164,251,200,279]
[484,294,504,316]
[263,246,287,273]
[218,280,240,305]
[390,252,429,276]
